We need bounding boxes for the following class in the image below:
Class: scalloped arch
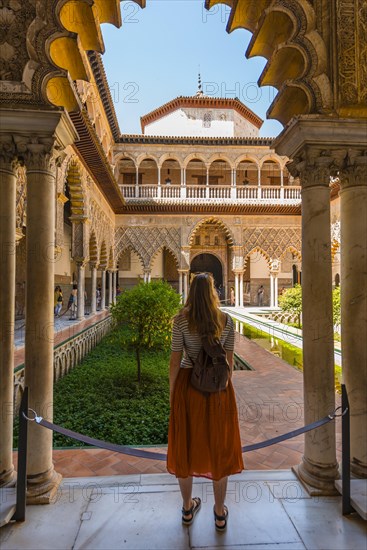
[89,231,99,264]
[65,160,88,218]
[149,245,180,270]
[244,247,271,269]
[280,246,302,263]
[117,246,145,271]
[188,217,235,246]
[100,240,108,269]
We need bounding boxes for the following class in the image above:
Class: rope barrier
[23,406,346,462]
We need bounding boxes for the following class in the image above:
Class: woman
[167,273,244,532]
[55,286,63,317]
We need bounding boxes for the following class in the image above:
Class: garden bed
[14,330,171,449]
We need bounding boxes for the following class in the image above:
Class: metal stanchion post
[341,383,353,515]
[12,387,28,522]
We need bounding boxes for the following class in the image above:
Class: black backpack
[189,332,230,394]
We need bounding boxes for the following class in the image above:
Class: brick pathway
[13,331,341,476]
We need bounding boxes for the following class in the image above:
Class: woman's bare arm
[226,350,234,377]
[169,350,182,404]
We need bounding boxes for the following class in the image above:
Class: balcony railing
[119,184,302,203]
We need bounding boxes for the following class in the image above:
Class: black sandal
[182,497,201,526]
[213,504,228,532]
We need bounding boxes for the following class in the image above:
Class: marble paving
[1,471,366,550]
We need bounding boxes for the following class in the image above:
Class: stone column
[273,117,367,493]
[239,272,244,307]
[339,153,367,477]
[0,148,17,487]
[274,275,279,308]
[22,129,75,502]
[269,273,274,307]
[76,261,85,320]
[157,166,161,199]
[183,270,189,303]
[108,271,112,305]
[90,263,97,315]
[178,270,183,301]
[234,273,239,307]
[135,165,139,198]
[101,269,106,309]
[143,269,151,283]
[294,154,338,494]
[110,271,115,303]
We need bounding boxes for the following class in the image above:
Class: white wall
[233,112,259,138]
[249,253,269,278]
[144,107,259,138]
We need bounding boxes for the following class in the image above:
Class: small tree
[332,286,341,330]
[110,280,181,382]
[278,284,303,328]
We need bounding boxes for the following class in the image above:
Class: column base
[292,458,340,496]
[351,459,367,479]
[26,467,62,504]
[0,467,17,488]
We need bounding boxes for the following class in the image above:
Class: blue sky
[101,0,283,137]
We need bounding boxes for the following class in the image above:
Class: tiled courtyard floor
[13,329,342,477]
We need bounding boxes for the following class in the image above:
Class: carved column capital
[269,259,281,275]
[13,135,64,174]
[0,135,19,171]
[338,150,367,190]
[292,148,339,189]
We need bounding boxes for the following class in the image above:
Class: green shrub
[111,280,181,382]
[278,284,302,328]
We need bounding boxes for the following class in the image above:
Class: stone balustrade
[13,316,113,414]
[119,184,301,203]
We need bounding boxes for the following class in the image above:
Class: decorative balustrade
[13,316,113,413]
[119,184,302,203]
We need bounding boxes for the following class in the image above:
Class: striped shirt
[171,312,235,369]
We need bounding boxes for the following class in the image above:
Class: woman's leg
[213,476,228,526]
[178,476,193,511]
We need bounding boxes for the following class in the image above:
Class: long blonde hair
[180,273,225,343]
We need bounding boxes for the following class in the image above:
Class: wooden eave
[118,134,273,147]
[115,202,301,215]
[87,51,121,141]
[69,109,125,211]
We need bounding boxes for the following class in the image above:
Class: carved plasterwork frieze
[337,0,367,107]
[115,226,181,269]
[243,226,302,260]
[0,0,35,83]
[89,198,114,263]
[331,221,341,244]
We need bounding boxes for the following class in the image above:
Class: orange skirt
[167,368,244,481]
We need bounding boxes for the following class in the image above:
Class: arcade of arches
[0,0,366,507]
